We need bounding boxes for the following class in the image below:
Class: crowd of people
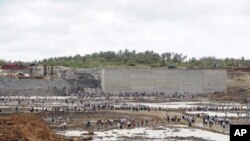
[0,92,249,114]
[1,92,249,135]
[203,115,231,129]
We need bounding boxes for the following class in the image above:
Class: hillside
[37,50,249,68]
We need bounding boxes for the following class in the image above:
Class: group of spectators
[203,115,231,129]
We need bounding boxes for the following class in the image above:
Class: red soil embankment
[0,114,64,141]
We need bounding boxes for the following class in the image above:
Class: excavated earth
[0,114,65,141]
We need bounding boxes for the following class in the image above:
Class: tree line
[1,50,249,68]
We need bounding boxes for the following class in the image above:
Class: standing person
[63,122,66,130]
[60,122,66,130]
[117,122,121,129]
[188,120,192,127]
[15,106,18,112]
[86,121,91,129]
[30,107,34,113]
[209,120,212,128]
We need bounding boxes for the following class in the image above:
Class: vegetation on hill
[0,50,248,68]
[38,50,248,68]
[39,50,187,68]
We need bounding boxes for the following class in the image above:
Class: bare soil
[0,114,65,141]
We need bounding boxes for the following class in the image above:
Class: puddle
[57,126,229,141]
[186,111,248,117]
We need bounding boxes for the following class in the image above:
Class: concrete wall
[0,68,101,96]
[0,77,67,96]
[101,68,227,94]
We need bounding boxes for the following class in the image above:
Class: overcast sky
[0,0,249,62]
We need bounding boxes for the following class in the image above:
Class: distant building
[1,63,27,70]
[30,65,70,78]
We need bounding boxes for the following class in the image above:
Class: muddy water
[57,125,229,141]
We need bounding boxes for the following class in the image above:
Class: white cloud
[0,0,249,61]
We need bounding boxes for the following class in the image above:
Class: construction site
[0,63,228,95]
[2,0,250,140]
[1,63,250,141]
[0,64,102,96]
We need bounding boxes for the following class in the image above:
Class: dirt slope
[0,114,64,141]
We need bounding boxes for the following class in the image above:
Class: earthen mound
[0,114,65,141]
